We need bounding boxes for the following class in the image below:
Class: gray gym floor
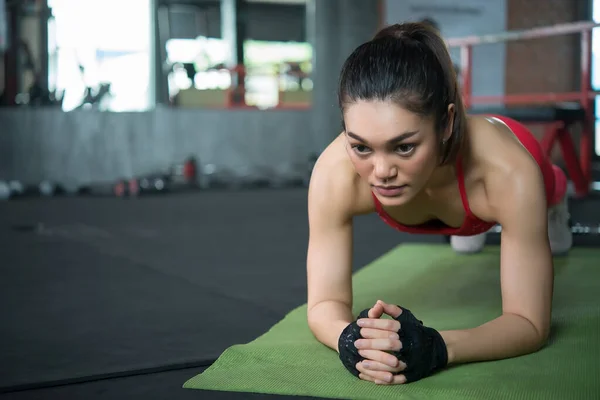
[0,187,598,399]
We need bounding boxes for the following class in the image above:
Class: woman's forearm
[307,300,354,352]
[440,313,548,365]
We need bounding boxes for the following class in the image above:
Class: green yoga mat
[184,244,600,399]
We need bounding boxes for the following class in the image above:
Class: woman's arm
[441,161,553,365]
[306,156,358,352]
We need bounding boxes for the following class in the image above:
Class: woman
[306,22,572,385]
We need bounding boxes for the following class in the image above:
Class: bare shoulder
[467,115,539,170]
[308,134,375,221]
[466,116,546,220]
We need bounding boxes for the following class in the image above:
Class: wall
[167,2,307,42]
[0,107,313,187]
[384,0,507,99]
[505,0,589,97]
[0,0,5,93]
[309,0,381,150]
[504,0,591,161]
[0,0,6,53]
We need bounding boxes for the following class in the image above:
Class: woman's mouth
[373,185,407,197]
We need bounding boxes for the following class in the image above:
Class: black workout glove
[394,307,448,382]
[338,309,370,377]
[338,306,448,383]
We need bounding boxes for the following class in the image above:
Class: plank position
[306,22,572,385]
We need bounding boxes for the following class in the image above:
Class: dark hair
[338,22,466,166]
[420,17,440,32]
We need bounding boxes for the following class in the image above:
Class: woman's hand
[355,300,408,384]
[338,300,447,384]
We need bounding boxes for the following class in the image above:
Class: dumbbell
[0,181,10,200]
[199,164,216,189]
[0,180,27,200]
[486,223,600,235]
[39,181,57,196]
[571,223,600,235]
[9,181,24,197]
[137,176,166,194]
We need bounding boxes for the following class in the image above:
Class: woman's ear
[443,103,455,142]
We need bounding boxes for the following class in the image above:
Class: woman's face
[343,100,443,207]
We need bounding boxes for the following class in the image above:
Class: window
[48,0,152,111]
[166,37,312,109]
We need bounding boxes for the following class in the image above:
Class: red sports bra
[371,156,496,236]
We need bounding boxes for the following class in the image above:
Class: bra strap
[456,156,473,216]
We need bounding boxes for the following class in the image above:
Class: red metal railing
[446,21,600,197]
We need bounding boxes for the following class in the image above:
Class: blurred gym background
[0,0,598,194]
[1,1,600,399]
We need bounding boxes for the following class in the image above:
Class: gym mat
[184,244,600,399]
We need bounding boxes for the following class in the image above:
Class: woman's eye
[352,144,371,154]
[396,144,415,154]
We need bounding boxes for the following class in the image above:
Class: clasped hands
[338,300,448,385]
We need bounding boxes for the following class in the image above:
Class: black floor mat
[0,222,271,391]
[0,189,433,394]
[0,367,319,400]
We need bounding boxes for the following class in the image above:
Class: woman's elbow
[526,320,551,352]
[536,324,551,349]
